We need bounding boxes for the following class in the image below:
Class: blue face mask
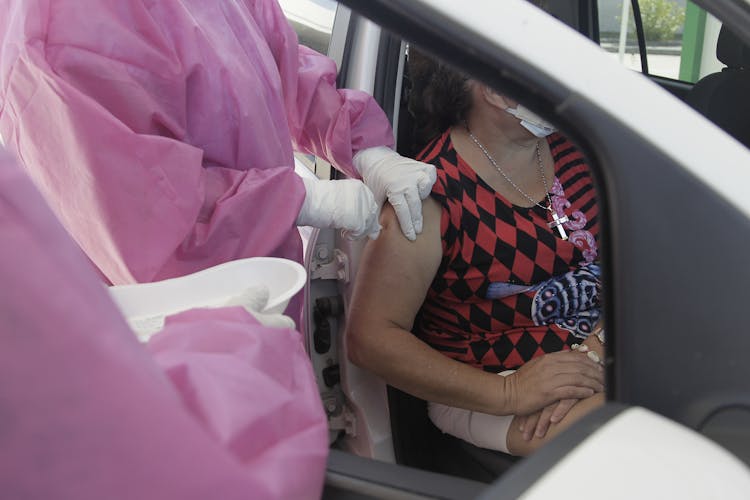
[505,105,556,138]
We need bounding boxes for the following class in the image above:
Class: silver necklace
[466,126,569,240]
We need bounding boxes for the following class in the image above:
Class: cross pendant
[547,210,569,240]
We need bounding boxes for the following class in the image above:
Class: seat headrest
[717,25,750,69]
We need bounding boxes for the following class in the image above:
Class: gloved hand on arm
[353,146,437,241]
[295,176,381,240]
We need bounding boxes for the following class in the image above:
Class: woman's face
[472,85,531,137]
[477,85,556,139]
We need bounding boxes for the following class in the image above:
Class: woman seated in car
[346,49,605,456]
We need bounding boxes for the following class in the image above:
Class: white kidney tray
[108,257,306,340]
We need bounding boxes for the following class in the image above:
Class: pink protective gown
[0,149,329,498]
[0,0,394,285]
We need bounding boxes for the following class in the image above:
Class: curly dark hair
[406,47,472,151]
[405,1,550,152]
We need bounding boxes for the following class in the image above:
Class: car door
[282,0,750,497]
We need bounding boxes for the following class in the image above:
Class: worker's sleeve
[0,151,327,500]
[248,0,396,177]
[0,2,305,285]
[147,308,328,499]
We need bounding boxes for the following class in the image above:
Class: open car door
[292,0,750,497]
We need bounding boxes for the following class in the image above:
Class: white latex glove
[222,285,295,329]
[295,176,380,240]
[353,146,437,241]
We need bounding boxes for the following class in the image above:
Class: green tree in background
[640,0,686,41]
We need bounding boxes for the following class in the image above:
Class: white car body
[286,0,750,497]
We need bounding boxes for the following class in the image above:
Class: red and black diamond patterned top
[415,130,600,373]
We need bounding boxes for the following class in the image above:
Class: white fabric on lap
[427,370,515,454]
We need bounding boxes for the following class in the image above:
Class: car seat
[387,385,519,483]
[686,25,750,148]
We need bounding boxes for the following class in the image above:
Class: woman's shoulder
[548,133,580,156]
[548,133,594,183]
[416,130,454,164]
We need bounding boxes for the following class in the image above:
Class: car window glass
[598,0,643,72]
[278,0,338,55]
[597,0,724,82]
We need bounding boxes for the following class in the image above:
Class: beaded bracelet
[571,343,604,365]
[595,328,606,345]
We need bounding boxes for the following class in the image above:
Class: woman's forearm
[347,319,513,416]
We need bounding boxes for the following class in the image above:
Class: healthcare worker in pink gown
[0,1,435,497]
[0,149,328,499]
[0,0,436,290]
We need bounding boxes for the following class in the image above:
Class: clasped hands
[504,334,606,442]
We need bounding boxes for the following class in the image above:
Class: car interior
[686,24,750,148]
[291,0,750,491]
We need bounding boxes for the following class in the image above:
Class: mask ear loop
[503,105,557,138]
[503,105,521,119]
[502,104,528,123]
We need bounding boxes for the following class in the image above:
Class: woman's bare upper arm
[348,197,443,334]
[346,197,510,413]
